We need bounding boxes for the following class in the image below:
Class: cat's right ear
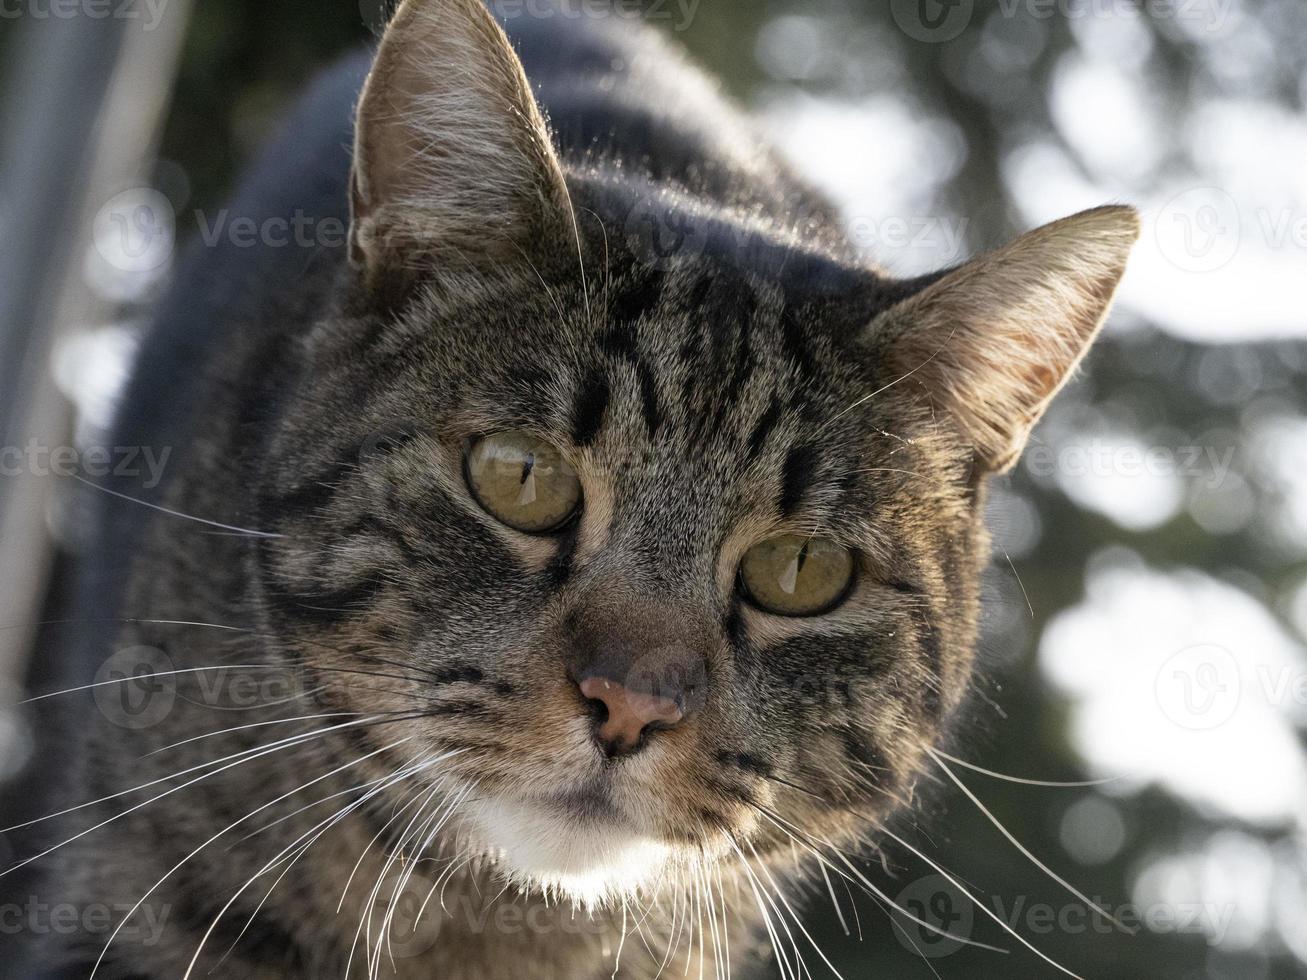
[349,0,571,289]
[861,206,1139,474]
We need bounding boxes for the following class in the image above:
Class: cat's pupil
[520,452,536,486]
[796,540,811,576]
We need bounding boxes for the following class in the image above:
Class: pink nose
[577,675,685,757]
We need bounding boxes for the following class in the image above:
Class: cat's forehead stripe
[778,445,818,517]
[570,368,611,448]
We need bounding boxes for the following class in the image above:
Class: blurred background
[1,0,1305,977]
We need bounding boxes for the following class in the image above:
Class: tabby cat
[28,0,1137,976]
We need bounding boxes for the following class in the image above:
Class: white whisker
[931,748,1121,788]
[927,748,1132,932]
[753,807,1005,956]
[817,860,850,937]
[746,839,846,980]
[724,833,795,980]
[1001,546,1036,619]
[188,756,439,977]
[830,326,959,423]
[877,821,1088,979]
[91,737,411,978]
[71,474,283,538]
[611,894,628,980]
[1,715,398,869]
[144,712,356,756]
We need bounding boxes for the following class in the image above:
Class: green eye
[465,431,581,533]
[739,535,854,616]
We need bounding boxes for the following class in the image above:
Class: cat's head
[254,0,1138,907]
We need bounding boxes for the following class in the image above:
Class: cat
[24,0,1137,976]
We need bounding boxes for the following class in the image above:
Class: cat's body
[32,3,1138,978]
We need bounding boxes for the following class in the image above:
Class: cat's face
[254,0,1137,907]
[256,248,985,903]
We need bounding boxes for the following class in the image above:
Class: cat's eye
[739,534,854,616]
[465,431,581,533]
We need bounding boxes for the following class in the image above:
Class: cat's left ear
[863,205,1139,473]
[349,0,571,286]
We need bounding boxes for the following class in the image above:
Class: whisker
[411,799,479,926]
[90,737,412,978]
[750,805,1005,956]
[228,770,385,851]
[0,617,249,634]
[730,833,812,979]
[842,877,863,942]
[378,779,469,974]
[832,849,1010,960]
[612,892,629,980]
[20,661,440,707]
[336,779,433,916]
[15,617,488,703]
[699,865,722,980]
[875,822,1086,980]
[373,778,470,977]
[580,206,612,314]
[881,902,945,980]
[830,326,959,423]
[1,711,436,836]
[70,474,283,538]
[557,166,592,325]
[196,754,444,977]
[931,748,1122,788]
[430,852,476,919]
[20,664,288,706]
[817,860,850,938]
[652,874,685,979]
[724,832,798,980]
[1001,546,1035,619]
[745,838,845,980]
[714,866,732,980]
[926,748,1132,932]
[348,777,446,977]
[694,860,707,980]
[512,242,570,327]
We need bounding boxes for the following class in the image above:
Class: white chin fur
[463,798,675,909]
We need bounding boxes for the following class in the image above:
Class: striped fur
[42,1,1136,977]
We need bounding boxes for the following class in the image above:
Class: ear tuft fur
[866,205,1140,473]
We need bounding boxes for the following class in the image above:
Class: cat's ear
[864,205,1139,474]
[349,0,570,284]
